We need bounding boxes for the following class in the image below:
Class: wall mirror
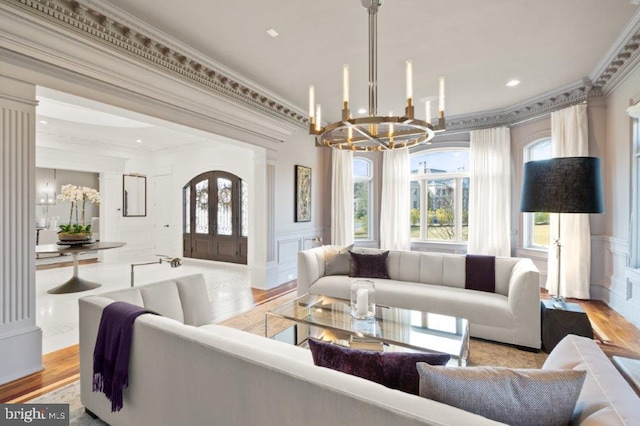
[123,174,147,217]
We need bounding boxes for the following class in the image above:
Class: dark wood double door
[183,171,248,264]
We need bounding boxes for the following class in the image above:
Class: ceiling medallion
[308,0,446,151]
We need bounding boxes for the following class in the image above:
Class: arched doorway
[183,171,248,264]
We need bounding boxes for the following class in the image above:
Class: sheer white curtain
[468,127,511,256]
[331,149,354,246]
[548,104,590,298]
[380,147,410,251]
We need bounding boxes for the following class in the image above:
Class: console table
[36,242,126,294]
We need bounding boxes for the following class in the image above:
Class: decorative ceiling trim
[590,7,640,95]
[444,79,596,133]
[6,0,309,128]
[4,0,640,136]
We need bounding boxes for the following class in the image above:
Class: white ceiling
[35,1,639,148]
[103,0,638,123]
[35,88,223,155]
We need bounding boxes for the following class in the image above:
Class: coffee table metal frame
[265,293,469,366]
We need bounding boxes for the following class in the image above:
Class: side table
[541,299,593,353]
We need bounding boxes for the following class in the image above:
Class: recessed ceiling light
[266,28,279,38]
[136,139,142,143]
[506,79,521,87]
[39,120,48,124]
[357,108,367,114]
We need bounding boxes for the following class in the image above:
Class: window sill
[515,247,549,261]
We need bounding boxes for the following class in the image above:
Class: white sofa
[78,274,640,425]
[298,247,542,349]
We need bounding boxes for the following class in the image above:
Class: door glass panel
[217,178,233,236]
[184,187,190,233]
[241,180,248,237]
[195,179,209,234]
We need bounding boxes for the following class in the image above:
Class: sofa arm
[506,258,540,314]
[297,247,325,296]
[506,258,541,348]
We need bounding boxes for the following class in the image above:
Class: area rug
[27,292,547,424]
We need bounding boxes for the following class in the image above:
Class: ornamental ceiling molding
[590,7,640,96]
[7,0,308,128]
[4,0,640,136]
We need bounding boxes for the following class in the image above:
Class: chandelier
[308,0,446,151]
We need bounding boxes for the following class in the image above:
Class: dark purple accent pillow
[349,251,391,279]
[308,338,450,395]
[465,254,496,293]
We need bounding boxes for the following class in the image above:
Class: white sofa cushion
[311,277,513,329]
[542,335,640,425]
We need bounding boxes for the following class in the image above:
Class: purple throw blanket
[93,301,157,412]
[465,254,496,293]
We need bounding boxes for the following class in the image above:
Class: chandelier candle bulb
[343,64,350,104]
[315,104,321,131]
[406,60,413,102]
[426,100,432,124]
[308,85,315,120]
[438,77,445,116]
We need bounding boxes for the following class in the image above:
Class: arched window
[353,157,373,239]
[410,149,469,242]
[523,137,552,249]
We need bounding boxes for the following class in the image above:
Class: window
[523,138,552,248]
[353,157,373,239]
[410,149,469,242]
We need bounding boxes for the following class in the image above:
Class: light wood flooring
[2,286,639,403]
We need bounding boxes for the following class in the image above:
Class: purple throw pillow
[465,254,496,293]
[308,338,450,395]
[349,251,391,279]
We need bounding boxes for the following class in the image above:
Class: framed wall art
[295,165,311,222]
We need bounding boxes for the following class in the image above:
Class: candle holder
[350,279,376,320]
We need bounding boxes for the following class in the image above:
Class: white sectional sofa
[298,247,542,349]
[78,274,640,425]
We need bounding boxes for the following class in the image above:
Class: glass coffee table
[265,294,469,366]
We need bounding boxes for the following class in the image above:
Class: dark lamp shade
[520,157,604,213]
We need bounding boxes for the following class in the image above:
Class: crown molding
[3,0,309,128]
[3,0,639,138]
[590,7,640,95]
[444,79,594,133]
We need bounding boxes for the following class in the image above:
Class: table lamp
[520,157,604,298]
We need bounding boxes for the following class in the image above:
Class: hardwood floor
[1,285,639,403]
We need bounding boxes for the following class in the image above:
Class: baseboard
[0,326,43,386]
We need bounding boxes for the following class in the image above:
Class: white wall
[272,129,327,284]
[598,63,640,327]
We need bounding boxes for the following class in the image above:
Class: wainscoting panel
[590,236,639,328]
[275,228,326,285]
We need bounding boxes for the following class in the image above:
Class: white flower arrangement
[57,184,101,234]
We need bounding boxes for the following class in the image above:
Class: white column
[249,150,278,289]
[0,75,42,385]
